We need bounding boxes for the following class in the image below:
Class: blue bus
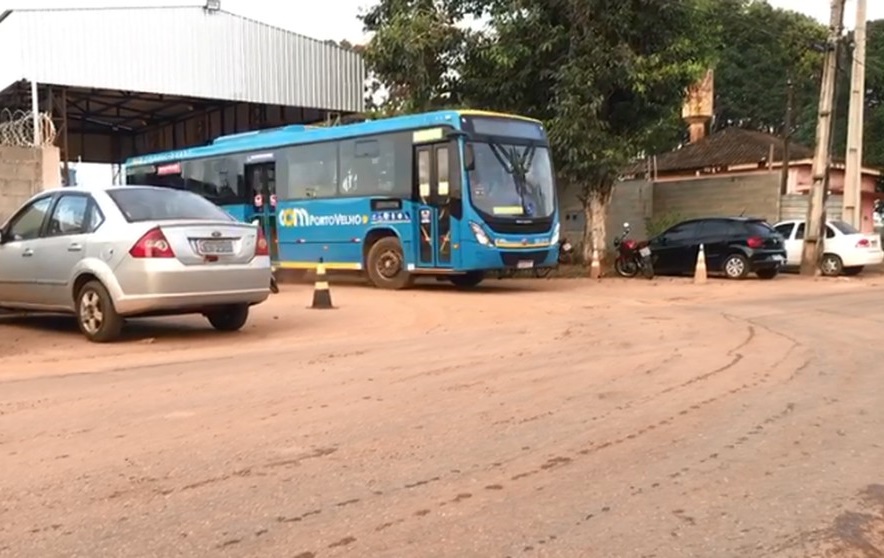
[124,110,560,289]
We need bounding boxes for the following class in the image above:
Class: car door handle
[21,248,33,257]
[68,243,83,252]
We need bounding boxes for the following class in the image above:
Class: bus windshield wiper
[488,141,537,215]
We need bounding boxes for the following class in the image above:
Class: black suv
[648,217,786,279]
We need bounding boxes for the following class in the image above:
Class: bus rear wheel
[367,237,414,290]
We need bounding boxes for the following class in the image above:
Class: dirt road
[1,276,883,557]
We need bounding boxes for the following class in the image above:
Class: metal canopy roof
[0,6,365,113]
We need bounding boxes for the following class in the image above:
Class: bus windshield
[468,141,555,220]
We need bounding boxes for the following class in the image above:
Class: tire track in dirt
[230,322,809,555]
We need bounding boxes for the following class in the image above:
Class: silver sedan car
[0,185,272,342]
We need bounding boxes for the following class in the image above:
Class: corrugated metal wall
[1,7,364,113]
[0,13,22,95]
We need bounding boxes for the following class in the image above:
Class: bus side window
[417,150,431,201]
[436,146,449,197]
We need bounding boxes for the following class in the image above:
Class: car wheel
[756,268,778,280]
[76,280,124,343]
[206,304,250,332]
[723,254,750,280]
[366,237,414,290]
[449,271,485,288]
[820,253,843,277]
[843,266,864,277]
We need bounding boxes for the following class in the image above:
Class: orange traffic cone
[311,258,334,309]
[694,244,707,284]
[589,248,601,279]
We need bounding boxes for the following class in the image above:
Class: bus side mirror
[464,144,475,171]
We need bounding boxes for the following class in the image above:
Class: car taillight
[129,227,175,258]
[255,227,270,256]
[856,238,871,248]
[747,236,764,249]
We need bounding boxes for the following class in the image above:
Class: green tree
[360,0,467,115]
[361,0,715,263]
[863,20,884,169]
[710,0,827,145]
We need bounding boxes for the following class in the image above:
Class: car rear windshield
[744,220,776,236]
[830,220,859,235]
[107,187,234,223]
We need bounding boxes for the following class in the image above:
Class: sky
[1,0,879,47]
[1,0,880,182]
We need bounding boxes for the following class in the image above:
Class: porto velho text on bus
[124,109,560,289]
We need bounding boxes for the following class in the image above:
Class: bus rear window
[108,187,234,223]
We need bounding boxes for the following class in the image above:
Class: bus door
[415,144,457,269]
[245,162,278,262]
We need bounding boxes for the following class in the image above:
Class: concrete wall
[653,172,781,224]
[559,179,654,243]
[779,194,843,223]
[0,146,61,224]
[558,172,863,251]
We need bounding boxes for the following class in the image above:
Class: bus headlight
[470,222,492,246]
[551,222,560,245]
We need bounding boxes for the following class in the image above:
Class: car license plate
[639,247,651,257]
[517,260,534,269]
[198,239,234,255]
[773,254,784,262]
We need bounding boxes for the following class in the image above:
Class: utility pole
[801,0,846,276]
[780,79,794,195]
[843,0,867,228]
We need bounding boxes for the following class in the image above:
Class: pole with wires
[843,0,867,229]
[800,0,847,276]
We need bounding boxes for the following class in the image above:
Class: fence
[0,108,57,148]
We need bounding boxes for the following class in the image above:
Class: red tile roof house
[621,126,883,233]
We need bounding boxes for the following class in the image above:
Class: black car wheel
[206,304,250,332]
[723,254,750,280]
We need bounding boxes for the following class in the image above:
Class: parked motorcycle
[534,238,575,278]
[613,222,654,279]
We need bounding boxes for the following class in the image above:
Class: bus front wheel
[367,237,414,290]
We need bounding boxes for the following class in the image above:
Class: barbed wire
[0,109,57,148]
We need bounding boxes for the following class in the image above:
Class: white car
[772,219,884,276]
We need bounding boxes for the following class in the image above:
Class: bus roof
[125,109,542,166]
